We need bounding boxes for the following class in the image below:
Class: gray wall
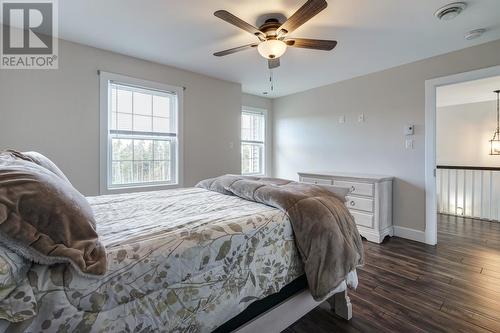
[242,93,272,111]
[437,100,500,168]
[272,39,500,233]
[0,39,242,195]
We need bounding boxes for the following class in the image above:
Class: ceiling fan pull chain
[269,70,275,92]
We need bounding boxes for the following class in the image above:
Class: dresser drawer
[346,196,374,213]
[350,210,374,228]
[334,180,374,197]
[301,177,332,185]
[298,172,392,244]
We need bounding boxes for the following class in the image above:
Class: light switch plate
[339,115,345,124]
[405,138,414,149]
[358,114,365,122]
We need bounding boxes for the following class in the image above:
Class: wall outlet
[229,142,234,149]
[339,115,345,124]
[358,114,365,122]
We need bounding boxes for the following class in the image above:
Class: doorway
[425,65,500,245]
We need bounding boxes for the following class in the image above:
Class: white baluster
[463,170,466,217]
[490,171,493,221]
[479,171,483,219]
[471,170,475,218]
[447,170,451,214]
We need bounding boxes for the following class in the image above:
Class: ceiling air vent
[435,2,467,21]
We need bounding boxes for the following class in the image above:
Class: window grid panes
[241,111,265,175]
[109,83,177,188]
[110,84,174,134]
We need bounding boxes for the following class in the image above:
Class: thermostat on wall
[404,125,414,135]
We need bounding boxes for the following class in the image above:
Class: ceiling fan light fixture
[257,40,287,60]
[213,0,334,70]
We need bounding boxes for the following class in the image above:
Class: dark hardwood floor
[284,214,500,333]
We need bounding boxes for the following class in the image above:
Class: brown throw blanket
[0,151,106,276]
[196,175,364,300]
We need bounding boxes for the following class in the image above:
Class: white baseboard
[393,226,426,243]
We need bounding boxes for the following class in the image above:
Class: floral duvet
[0,188,304,333]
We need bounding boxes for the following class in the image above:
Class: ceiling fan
[213,0,337,69]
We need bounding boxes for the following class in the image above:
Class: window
[241,108,266,175]
[100,72,183,193]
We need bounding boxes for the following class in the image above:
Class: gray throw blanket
[196,175,364,300]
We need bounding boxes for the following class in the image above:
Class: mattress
[0,188,305,332]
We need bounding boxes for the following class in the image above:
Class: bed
[0,152,363,332]
[0,186,360,332]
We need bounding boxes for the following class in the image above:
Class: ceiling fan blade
[214,10,266,40]
[268,58,280,69]
[213,43,258,57]
[285,38,337,50]
[277,0,327,36]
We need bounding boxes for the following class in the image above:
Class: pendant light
[490,90,500,155]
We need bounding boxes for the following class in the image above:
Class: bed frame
[234,289,352,332]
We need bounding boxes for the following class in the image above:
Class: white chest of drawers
[298,172,393,243]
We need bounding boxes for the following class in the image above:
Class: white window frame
[241,106,269,176]
[99,71,183,194]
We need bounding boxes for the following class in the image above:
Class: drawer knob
[349,201,356,206]
[350,186,356,192]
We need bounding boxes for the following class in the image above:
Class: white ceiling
[52,1,500,97]
[437,75,500,107]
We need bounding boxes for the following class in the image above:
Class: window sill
[100,182,181,195]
